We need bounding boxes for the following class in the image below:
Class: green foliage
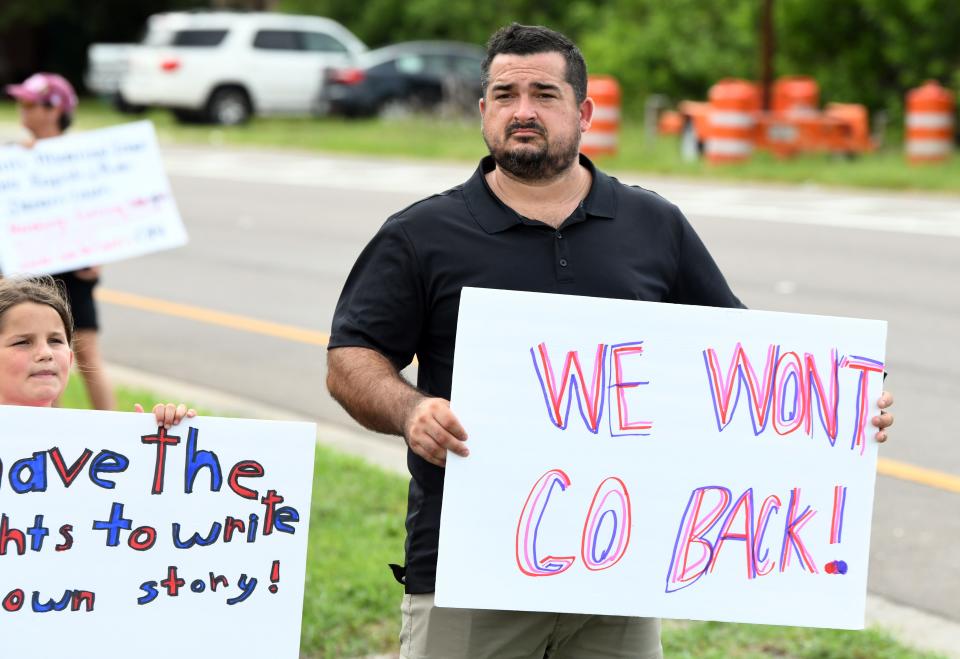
[578,0,760,114]
[0,0,199,33]
[776,0,960,123]
[0,0,199,92]
[8,0,958,122]
[0,0,71,27]
[278,0,565,47]
[276,0,959,121]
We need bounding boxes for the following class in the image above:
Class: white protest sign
[0,120,188,276]
[0,406,315,657]
[436,287,887,629]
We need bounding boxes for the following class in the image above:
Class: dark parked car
[320,41,484,117]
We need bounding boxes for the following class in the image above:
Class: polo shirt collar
[464,153,618,234]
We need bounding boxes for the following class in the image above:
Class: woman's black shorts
[54,271,99,331]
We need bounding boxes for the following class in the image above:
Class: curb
[865,596,958,658]
[106,362,959,658]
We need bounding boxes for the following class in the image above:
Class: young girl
[0,276,193,428]
[6,73,115,412]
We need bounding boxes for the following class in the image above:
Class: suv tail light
[328,68,365,85]
[160,58,181,72]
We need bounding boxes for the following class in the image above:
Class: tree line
[280,0,960,120]
[3,0,957,122]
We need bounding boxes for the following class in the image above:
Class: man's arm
[326,346,468,467]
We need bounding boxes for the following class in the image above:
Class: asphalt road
[95,145,960,624]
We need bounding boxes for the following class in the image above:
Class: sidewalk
[108,362,959,659]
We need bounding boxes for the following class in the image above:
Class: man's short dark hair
[481,23,588,104]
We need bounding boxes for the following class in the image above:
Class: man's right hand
[404,397,469,467]
[326,347,469,465]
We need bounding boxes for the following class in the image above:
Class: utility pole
[760,0,775,111]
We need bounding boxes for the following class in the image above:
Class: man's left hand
[872,390,894,443]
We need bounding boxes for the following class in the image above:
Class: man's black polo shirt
[329,154,743,593]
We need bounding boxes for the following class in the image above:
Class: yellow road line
[96,287,330,347]
[97,287,959,495]
[877,457,960,494]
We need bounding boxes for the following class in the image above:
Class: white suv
[120,12,367,124]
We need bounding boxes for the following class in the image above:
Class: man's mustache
[507,122,546,137]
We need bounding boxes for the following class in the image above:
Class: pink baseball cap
[6,73,78,113]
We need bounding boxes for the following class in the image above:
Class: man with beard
[327,23,894,659]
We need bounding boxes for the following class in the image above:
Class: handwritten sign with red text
[0,121,187,276]
[0,407,315,657]
[436,288,887,629]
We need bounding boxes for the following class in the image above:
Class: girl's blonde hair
[0,276,74,344]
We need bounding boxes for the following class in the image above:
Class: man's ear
[579,97,595,132]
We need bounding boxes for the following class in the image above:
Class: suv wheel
[113,94,146,115]
[172,109,205,124]
[206,87,251,125]
[379,94,433,120]
[378,98,414,119]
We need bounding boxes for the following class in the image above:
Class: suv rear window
[253,30,300,51]
[253,30,348,53]
[171,29,228,47]
[301,32,347,53]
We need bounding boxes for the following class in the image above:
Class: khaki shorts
[399,593,662,659]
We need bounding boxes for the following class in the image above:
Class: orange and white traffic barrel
[706,78,759,164]
[657,110,684,135]
[582,75,620,157]
[773,75,819,117]
[906,80,955,163]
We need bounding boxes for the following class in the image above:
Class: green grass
[0,99,485,162]
[661,619,945,659]
[57,375,945,658]
[59,372,214,415]
[59,370,148,410]
[602,125,960,192]
[3,98,957,192]
[300,444,408,657]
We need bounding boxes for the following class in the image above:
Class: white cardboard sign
[0,121,188,276]
[0,407,316,657]
[436,287,887,629]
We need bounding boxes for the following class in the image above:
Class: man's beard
[484,121,580,181]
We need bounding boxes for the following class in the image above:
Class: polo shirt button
[559,259,568,267]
